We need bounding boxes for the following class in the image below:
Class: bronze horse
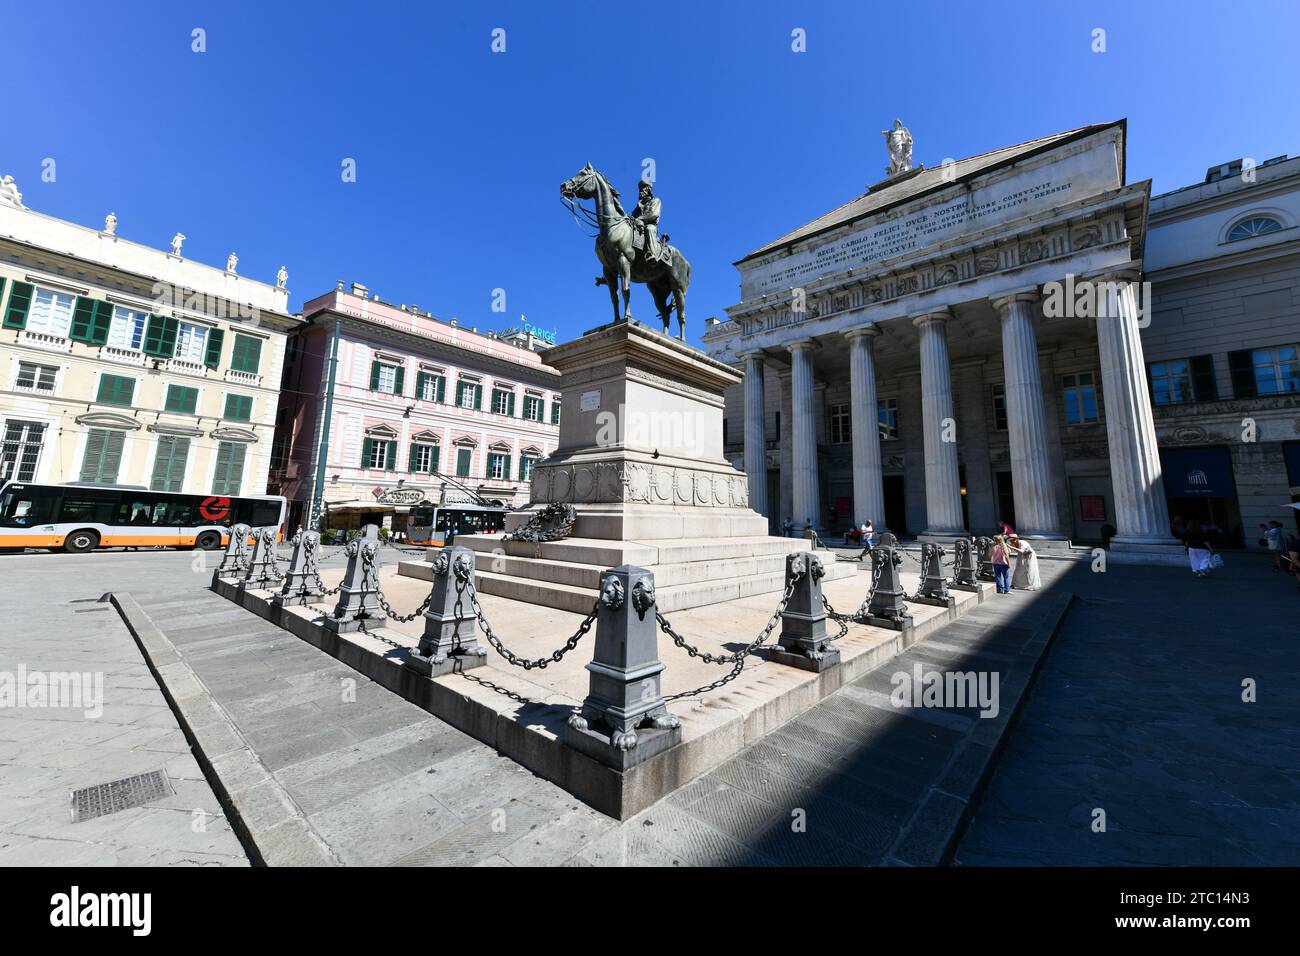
[560,164,691,339]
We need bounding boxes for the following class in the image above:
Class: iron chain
[453,571,597,669]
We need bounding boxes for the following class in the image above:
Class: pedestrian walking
[856,518,877,560]
[1185,519,1214,577]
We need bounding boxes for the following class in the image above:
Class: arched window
[1226,216,1283,242]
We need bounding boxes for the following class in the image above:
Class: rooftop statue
[560,165,692,340]
[0,175,24,209]
[882,119,914,176]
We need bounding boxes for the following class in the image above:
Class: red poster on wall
[1080,495,1106,522]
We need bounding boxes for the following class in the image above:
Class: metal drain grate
[70,770,173,822]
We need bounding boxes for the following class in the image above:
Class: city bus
[0,482,287,553]
[406,504,509,546]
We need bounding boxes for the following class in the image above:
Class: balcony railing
[165,357,207,377]
[98,345,147,366]
[17,330,72,354]
[224,368,261,387]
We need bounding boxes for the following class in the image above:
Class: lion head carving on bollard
[808,554,825,581]
[452,552,474,581]
[600,575,625,610]
[432,552,450,576]
[631,577,656,618]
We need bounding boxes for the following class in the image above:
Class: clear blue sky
[4,0,1297,345]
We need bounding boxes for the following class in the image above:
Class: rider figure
[632,180,664,264]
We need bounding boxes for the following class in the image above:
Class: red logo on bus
[200,496,231,522]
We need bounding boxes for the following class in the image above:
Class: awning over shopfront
[1159,446,1237,498]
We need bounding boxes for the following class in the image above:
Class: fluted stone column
[845,327,886,529]
[1094,273,1182,554]
[913,310,965,535]
[992,290,1065,538]
[741,351,769,519]
[788,339,821,531]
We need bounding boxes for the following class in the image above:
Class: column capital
[990,287,1040,312]
[910,307,952,329]
[787,337,817,354]
[737,348,768,362]
[1082,261,1144,284]
[843,325,883,342]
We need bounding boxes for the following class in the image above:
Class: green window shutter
[230,334,261,373]
[1227,350,1257,399]
[393,366,405,396]
[415,371,427,399]
[436,376,446,403]
[204,328,225,369]
[0,278,6,315]
[90,301,114,345]
[71,297,96,342]
[80,429,125,483]
[143,314,178,357]
[455,381,464,406]
[361,437,373,468]
[96,374,136,406]
[408,443,419,472]
[431,443,440,472]
[151,436,190,492]
[456,447,471,477]
[213,442,246,495]
[224,394,252,421]
[474,384,482,411]
[507,393,516,417]
[3,281,33,329]
[165,385,198,414]
[370,361,382,390]
[551,402,560,425]
[386,441,397,470]
[503,455,511,480]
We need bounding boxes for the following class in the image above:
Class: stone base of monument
[208,559,991,820]
[397,319,854,612]
[404,646,487,679]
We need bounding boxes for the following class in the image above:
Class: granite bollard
[241,527,281,590]
[864,532,914,630]
[975,536,996,581]
[951,537,983,593]
[564,566,681,771]
[322,525,382,634]
[273,528,326,607]
[911,542,954,608]
[770,551,840,672]
[213,523,251,579]
[406,546,488,676]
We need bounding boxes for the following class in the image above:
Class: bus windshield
[0,486,56,526]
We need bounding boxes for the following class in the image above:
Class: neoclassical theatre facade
[704,120,1299,561]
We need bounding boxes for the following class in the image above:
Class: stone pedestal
[415,320,855,613]
[323,526,382,634]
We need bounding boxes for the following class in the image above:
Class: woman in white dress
[1008,536,1042,590]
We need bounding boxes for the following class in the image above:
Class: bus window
[60,490,120,524]
[0,490,56,526]
[116,495,158,526]
[159,498,195,526]
[250,501,282,528]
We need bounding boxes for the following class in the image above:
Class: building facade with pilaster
[0,179,297,497]
[705,120,1288,560]
[270,284,562,531]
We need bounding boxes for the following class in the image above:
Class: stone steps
[397,544,859,614]
[451,533,818,568]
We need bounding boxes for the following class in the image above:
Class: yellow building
[0,178,299,495]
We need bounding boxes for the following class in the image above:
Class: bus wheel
[64,530,100,554]
[195,531,222,551]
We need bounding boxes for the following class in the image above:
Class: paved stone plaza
[0,545,1295,866]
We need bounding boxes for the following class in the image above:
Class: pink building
[270,284,560,531]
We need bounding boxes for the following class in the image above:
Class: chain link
[453,570,597,669]
[374,585,433,623]
[657,571,803,701]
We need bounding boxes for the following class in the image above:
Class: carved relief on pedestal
[975,250,1001,275]
[935,262,959,286]
[533,460,753,509]
[1020,238,1051,263]
[1071,223,1103,250]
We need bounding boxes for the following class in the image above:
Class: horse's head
[560,163,600,201]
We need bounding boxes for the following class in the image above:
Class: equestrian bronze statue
[560,164,692,340]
